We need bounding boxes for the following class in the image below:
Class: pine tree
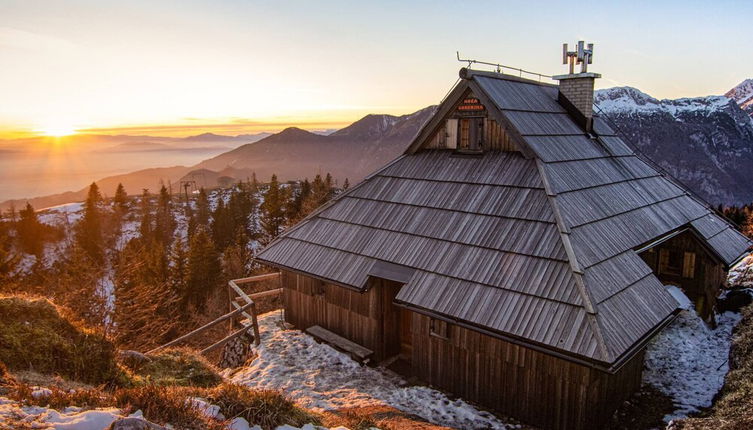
[261,174,287,240]
[186,226,221,308]
[0,224,18,282]
[54,243,108,329]
[139,189,153,240]
[300,173,333,218]
[743,210,753,239]
[17,203,44,256]
[222,229,251,280]
[113,239,180,349]
[169,239,189,298]
[196,188,210,228]
[77,182,104,262]
[114,183,129,212]
[154,185,175,246]
[211,198,234,251]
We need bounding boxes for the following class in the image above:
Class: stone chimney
[553,73,601,131]
[554,42,600,132]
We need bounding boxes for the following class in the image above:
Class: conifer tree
[0,224,18,282]
[113,239,180,349]
[55,243,107,329]
[301,173,334,218]
[211,198,234,251]
[261,174,287,240]
[114,183,129,212]
[17,203,43,256]
[154,185,175,246]
[196,188,211,228]
[169,239,189,298]
[221,229,251,280]
[139,189,153,240]
[186,226,221,309]
[744,210,753,239]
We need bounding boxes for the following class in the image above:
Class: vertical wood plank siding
[282,271,393,360]
[639,230,726,320]
[410,312,643,430]
[282,270,642,429]
[424,118,517,151]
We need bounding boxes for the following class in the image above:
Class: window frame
[429,317,450,340]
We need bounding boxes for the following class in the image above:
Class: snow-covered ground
[0,397,142,430]
[728,254,753,287]
[37,202,85,227]
[644,308,741,422]
[0,396,349,430]
[644,258,753,423]
[228,311,513,430]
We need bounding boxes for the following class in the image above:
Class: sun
[37,125,77,137]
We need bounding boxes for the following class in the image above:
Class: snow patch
[665,285,693,310]
[643,308,742,421]
[37,202,84,227]
[0,397,146,430]
[229,311,513,430]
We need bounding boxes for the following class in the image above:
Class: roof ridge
[534,158,612,362]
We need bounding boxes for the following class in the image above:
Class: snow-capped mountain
[726,79,753,119]
[595,86,753,205]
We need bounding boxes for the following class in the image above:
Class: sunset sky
[1,0,751,139]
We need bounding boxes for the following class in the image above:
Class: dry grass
[6,379,321,430]
[126,348,222,388]
[0,295,125,386]
[205,383,319,429]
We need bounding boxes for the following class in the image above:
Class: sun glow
[37,125,77,137]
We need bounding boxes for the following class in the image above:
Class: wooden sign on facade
[457,97,485,112]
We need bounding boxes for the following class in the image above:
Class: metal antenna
[456,51,552,82]
[562,41,594,73]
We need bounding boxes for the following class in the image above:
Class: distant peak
[595,86,656,105]
[278,126,312,136]
[726,79,753,108]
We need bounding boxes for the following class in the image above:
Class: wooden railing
[147,272,282,355]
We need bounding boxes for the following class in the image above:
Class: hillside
[192,107,436,186]
[595,86,753,205]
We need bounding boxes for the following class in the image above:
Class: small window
[457,118,484,152]
[429,318,450,340]
[658,249,685,277]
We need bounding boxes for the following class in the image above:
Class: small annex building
[255,52,752,429]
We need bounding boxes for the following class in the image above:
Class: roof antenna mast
[562,41,594,74]
[456,51,552,82]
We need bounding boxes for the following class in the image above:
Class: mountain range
[3,80,753,211]
[594,81,753,205]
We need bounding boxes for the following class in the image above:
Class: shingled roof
[257,69,752,366]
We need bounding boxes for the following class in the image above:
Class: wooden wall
[423,117,518,152]
[282,270,644,429]
[639,231,726,320]
[409,312,643,430]
[281,271,399,361]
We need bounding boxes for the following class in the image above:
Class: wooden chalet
[255,55,752,429]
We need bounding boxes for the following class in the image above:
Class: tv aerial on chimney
[562,41,594,74]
